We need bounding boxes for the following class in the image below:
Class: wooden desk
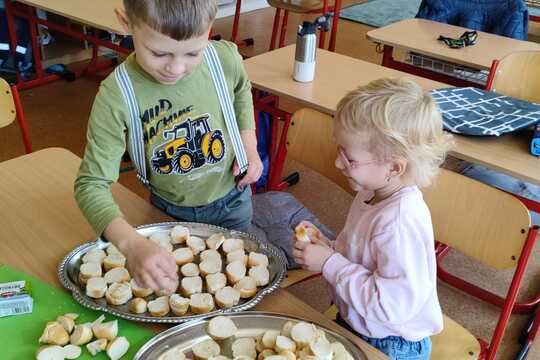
[244,45,540,186]
[0,148,386,359]
[366,19,540,87]
[16,0,124,34]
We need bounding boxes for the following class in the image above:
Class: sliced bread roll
[92,320,118,341]
[222,238,244,254]
[105,282,132,305]
[103,254,126,271]
[106,336,130,360]
[233,276,258,298]
[170,225,190,244]
[226,249,247,265]
[85,277,107,298]
[200,249,221,262]
[225,260,246,284]
[205,272,226,294]
[79,262,102,284]
[169,294,190,316]
[173,247,195,266]
[148,296,170,317]
[105,243,122,256]
[248,266,270,287]
[160,346,186,360]
[331,342,354,360]
[82,249,106,264]
[290,322,317,347]
[189,293,214,314]
[205,233,225,250]
[130,279,154,298]
[187,236,206,255]
[214,286,240,309]
[128,298,147,314]
[180,262,200,277]
[181,276,203,297]
[207,316,238,341]
[199,258,222,277]
[274,335,296,353]
[231,337,257,359]
[191,338,220,360]
[103,267,131,284]
[149,232,173,252]
[308,336,332,359]
[248,252,269,268]
[261,330,281,349]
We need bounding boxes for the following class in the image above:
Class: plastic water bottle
[293,15,330,83]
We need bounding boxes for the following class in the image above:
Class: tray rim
[133,311,368,360]
[58,221,287,324]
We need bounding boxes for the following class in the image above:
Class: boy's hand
[233,130,263,188]
[293,240,335,272]
[123,235,179,294]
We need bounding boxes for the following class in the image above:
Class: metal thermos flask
[293,21,317,83]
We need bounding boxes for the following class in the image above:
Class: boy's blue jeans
[150,186,253,232]
[336,313,432,360]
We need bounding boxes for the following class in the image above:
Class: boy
[75,0,262,294]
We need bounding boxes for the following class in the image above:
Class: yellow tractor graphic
[151,115,225,174]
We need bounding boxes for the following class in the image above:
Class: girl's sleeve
[322,214,435,325]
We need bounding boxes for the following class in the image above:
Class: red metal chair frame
[269,0,342,52]
[8,83,32,153]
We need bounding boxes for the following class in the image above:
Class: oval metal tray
[134,312,368,359]
[58,222,287,323]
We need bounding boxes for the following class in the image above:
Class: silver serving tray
[58,222,287,323]
[134,312,368,359]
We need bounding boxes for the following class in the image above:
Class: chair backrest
[422,168,531,270]
[0,78,16,128]
[490,51,540,103]
[286,108,352,194]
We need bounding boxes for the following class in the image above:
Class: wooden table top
[16,0,125,34]
[366,18,540,70]
[0,147,387,359]
[244,45,540,185]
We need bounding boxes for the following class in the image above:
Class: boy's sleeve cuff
[322,252,350,286]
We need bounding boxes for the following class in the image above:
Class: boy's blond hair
[123,0,217,41]
[336,77,453,187]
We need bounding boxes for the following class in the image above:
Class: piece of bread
[148,296,170,317]
[290,322,316,347]
[169,294,190,316]
[130,279,153,298]
[180,262,200,277]
[248,252,269,268]
[70,325,93,346]
[39,321,70,346]
[205,272,226,294]
[149,232,173,252]
[294,224,318,243]
[86,339,107,356]
[105,243,122,256]
[274,335,296,353]
[191,338,220,359]
[187,236,206,255]
[214,286,240,309]
[258,349,277,359]
[160,346,186,360]
[331,342,354,360]
[200,249,221,262]
[205,233,225,250]
[56,315,75,334]
[222,238,244,254]
[85,277,107,299]
[82,249,106,264]
[308,336,332,359]
[231,337,257,359]
[199,258,222,277]
[106,336,130,360]
[225,261,246,284]
[226,249,247,265]
[103,267,131,284]
[128,298,148,314]
[233,276,258,298]
[249,266,270,287]
[79,262,102,285]
[189,293,214,314]
[173,247,195,266]
[262,330,281,349]
[280,321,295,338]
[92,320,118,341]
[170,225,190,244]
[103,253,126,271]
[207,316,238,341]
[105,282,133,305]
[180,276,203,297]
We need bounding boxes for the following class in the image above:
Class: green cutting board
[0,266,155,360]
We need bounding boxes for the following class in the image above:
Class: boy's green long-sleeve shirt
[75,41,255,236]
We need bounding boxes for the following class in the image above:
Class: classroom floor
[2,1,540,358]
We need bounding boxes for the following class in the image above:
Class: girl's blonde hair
[336,77,453,187]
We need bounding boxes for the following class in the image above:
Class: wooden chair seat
[431,315,481,360]
[267,0,324,13]
[0,78,16,128]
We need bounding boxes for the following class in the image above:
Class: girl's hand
[123,235,179,294]
[293,240,335,272]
